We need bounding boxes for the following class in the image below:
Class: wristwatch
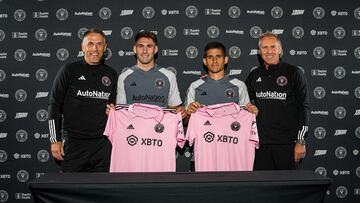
[295,139,306,145]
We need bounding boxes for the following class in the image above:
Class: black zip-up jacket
[48,60,117,142]
[245,62,310,144]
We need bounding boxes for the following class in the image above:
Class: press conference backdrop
[0,0,359,202]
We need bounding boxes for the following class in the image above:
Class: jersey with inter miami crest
[104,103,185,172]
[185,75,249,108]
[116,64,182,107]
[186,102,258,172]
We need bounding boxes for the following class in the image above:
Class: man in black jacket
[48,28,117,172]
[246,32,310,170]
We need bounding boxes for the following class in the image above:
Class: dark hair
[82,28,106,43]
[134,31,158,45]
[203,41,226,58]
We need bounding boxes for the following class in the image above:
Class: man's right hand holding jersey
[51,142,64,160]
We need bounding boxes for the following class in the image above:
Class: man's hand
[294,143,306,162]
[51,141,64,161]
[245,102,259,116]
[106,103,115,115]
[175,106,187,119]
[186,102,202,116]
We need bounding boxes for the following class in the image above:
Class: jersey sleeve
[294,68,310,141]
[249,114,259,149]
[108,68,118,104]
[176,112,185,148]
[245,69,257,102]
[116,69,132,104]
[230,78,250,106]
[48,65,69,143]
[103,108,116,144]
[184,83,196,109]
[165,70,182,107]
[186,113,198,147]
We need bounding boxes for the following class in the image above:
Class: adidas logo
[200,91,207,96]
[204,120,211,125]
[256,77,262,82]
[127,124,134,129]
[78,75,86,80]
[130,81,137,86]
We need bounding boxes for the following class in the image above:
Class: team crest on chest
[276,76,288,86]
[231,121,241,131]
[154,123,165,133]
[155,78,165,88]
[225,88,235,98]
[101,76,111,86]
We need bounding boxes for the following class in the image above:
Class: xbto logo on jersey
[203,132,215,143]
[127,135,138,146]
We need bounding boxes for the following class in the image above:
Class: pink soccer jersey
[104,103,185,172]
[186,102,259,171]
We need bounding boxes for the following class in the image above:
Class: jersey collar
[128,103,164,122]
[204,102,241,118]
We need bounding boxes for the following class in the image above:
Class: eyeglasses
[205,55,224,60]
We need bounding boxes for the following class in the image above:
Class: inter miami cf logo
[155,78,165,88]
[142,6,155,19]
[14,9,26,22]
[333,66,346,79]
[314,127,326,139]
[225,88,235,98]
[271,6,283,19]
[78,27,89,40]
[313,46,325,59]
[101,76,111,87]
[0,110,6,122]
[36,68,48,82]
[333,27,346,39]
[203,131,215,143]
[56,8,69,21]
[355,8,360,20]
[207,25,220,39]
[36,109,49,122]
[335,146,347,159]
[355,87,360,99]
[0,150,7,162]
[14,49,27,62]
[104,48,112,60]
[56,48,69,61]
[154,123,164,133]
[16,129,28,142]
[17,170,29,183]
[164,26,177,39]
[314,166,327,176]
[0,29,5,42]
[292,26,304,39]
[99,7,112,20]
[0,190,8,202]
[231,121,241,131]
[185,5,198,18]
[249,26,262,39]
[354,47,360,59]
[334,106,346,119]
[15,89,27,102]
[185,46,198,59]
[357,166,360,178]
[313,7,325,19]
[35,28,48,41]
[336,186,348,199]
[127,135,138,146]
[37,149,50,162]
[121,27,133,40]
[313,86,326,99]
[228,6,241,18]
[276,76,288,86]
[0,69,5,82]
[229,46,241,59]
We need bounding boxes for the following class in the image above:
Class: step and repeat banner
[0,0,359,202]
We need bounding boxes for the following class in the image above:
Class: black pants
[254,144,298,170]
[62,135,112,172]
